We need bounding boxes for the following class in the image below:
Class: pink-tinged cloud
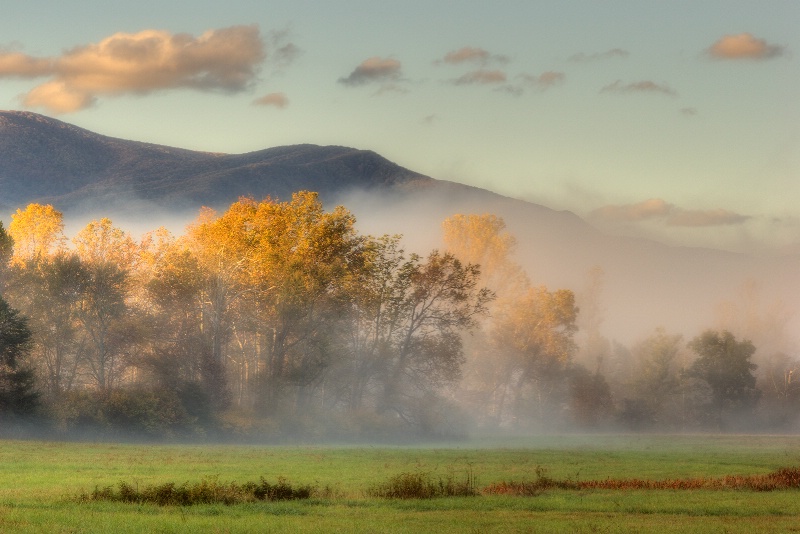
[600,80,677,96]
[23,80,97,113]
[10,25,266,113]
[253,92,288,108]
[338,57,402,86]
[521,71,565,89]
[452,69,507,85]
[439,46,508,66]
[708,33,785,60]
[590,199,750,227]
[568,48,629,62]
[590,199,673,222]
[0,52,53,77]
[666,209,750,227]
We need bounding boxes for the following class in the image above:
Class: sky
[0,1,798,255]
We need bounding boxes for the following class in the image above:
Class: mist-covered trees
[686,329,759,428]
[0,198,792,439]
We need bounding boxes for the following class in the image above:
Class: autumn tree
[442,213,523,293]
[7,204,66,265]
[490,286,578,425]
[71,219,135,392]
[686,329,760,429]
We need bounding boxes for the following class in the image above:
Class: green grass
[1,434,800,532]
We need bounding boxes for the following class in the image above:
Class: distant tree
[686,329,760,428]
[621,328,685,429]
[568,364,613,428]
[0,294,39,421]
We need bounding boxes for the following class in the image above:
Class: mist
[1,185,799,444]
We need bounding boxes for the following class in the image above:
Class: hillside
[1,110,797,345]
[0,110,433,212]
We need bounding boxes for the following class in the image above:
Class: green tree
[0,294,39,421]
[687,329,760,428]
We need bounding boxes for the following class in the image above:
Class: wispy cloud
[252,92,288,108]
[600,80,677,96]
[1,25,266,113]
[520,71,565,90]
[680,107,698,117]
[568,48,629,62]
[590,199,750,227]
[338,57,402,87]
[498,71,565,96]
[707,33,785,60]
[451,69,507,85]
[437,46,508,66]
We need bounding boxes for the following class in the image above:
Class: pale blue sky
[1,1,798,253]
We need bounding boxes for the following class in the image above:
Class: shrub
[81,476,314,506]
[368,469,478,499]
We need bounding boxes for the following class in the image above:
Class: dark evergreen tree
[0,295,39,421]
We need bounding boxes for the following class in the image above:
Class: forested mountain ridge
[0,110,434,211]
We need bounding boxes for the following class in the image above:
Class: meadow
[1,434,799,533]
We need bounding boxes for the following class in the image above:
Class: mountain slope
[1,110,797,345]
[0,111,433,211]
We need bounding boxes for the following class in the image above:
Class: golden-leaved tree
[7,203,66,265]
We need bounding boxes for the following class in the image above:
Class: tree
[0,294,39,421]
[73,218,138,269]
[7,204,66,265]
[490,286,578,425]
[375,250,492,420]
[620,328,685,429]
[16,254,87,399]
[442,213,522,293]
[686,329,760,428]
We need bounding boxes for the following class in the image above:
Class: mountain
[1,110,797,345]
[0,110,433,212]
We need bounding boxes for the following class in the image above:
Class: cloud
[252,92,288,108]
[451,69,507,85]
[438,46,508,66]
[707,33,785,60]
[498,71,565,96]
[590,199,673,222]
[665,209,750,227]
[568,48,629,62]
[338,57,402,86]
[520,71,565,89]
[590,199,750,227]
[680,107,698,116]
[3,25,266,113]
[0,51,53,77]
[600,80,677,96]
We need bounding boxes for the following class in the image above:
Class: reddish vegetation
[482,467,800,495]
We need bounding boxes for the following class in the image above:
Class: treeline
[0,192,797,440]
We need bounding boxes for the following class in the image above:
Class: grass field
[1,434,799,532]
